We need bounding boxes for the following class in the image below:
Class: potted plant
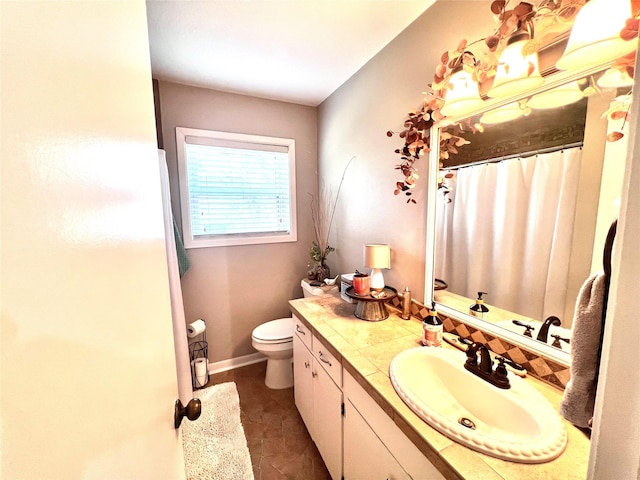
[307,156,354,282]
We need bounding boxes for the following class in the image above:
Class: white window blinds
[176,128,297,248]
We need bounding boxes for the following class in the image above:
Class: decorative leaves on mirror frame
[388,0,639,202]
[602,93,633,142]
[388,107,474,203]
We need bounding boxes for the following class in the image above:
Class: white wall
[588,50,640,480]
[1,2,184,478]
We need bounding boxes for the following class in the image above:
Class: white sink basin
[496,320,572,353]
[389,347,567,463]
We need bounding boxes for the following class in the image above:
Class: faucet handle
[464,342,479,366]
[495,357,509,378]
[493,357,511,389]
[464,342,485,365]
[551,334,570,349]
[511,320,534,337]
[465,342,493,373]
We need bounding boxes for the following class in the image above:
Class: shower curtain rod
[443,141,584,171]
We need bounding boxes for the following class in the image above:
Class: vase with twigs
[307,156,355,282]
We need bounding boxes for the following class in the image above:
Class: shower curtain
[435,147,582,323]
[159,150,193,405]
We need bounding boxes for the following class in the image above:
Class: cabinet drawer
[293,314,312,350]
[313,336,341,387]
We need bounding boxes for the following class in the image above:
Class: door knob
[174,397,202,428]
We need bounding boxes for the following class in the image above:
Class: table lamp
[364,244,391,292]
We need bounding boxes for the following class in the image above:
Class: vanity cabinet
[342,371,445,480]
[343,398,410,480]
[292,316,342,480]
[293,314,444,480]
[293,320,314,427]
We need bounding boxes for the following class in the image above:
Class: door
[313,361,343,480]
[293,332,314,432]
[343,399,410,480]
[0,2,186,478]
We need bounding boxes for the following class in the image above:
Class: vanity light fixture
[440,67,484,117]
[597,67,635,88]
[528,81,585,110]
[479,101,525,125]
[364,244,391,291]
[487,32,544,99]
[556,0,638,71]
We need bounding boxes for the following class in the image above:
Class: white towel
[559,272,607,428]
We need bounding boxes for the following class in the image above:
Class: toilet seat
[252,317,293,344]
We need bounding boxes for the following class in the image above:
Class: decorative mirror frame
[424,60,628,367]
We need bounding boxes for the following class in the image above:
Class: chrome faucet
[536,316,561,343]
[464,342,510,389]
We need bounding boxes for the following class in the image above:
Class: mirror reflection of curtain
[435,147,582,323]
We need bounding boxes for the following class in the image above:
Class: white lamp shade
[364,244,390,291]
[487,39,544,98]
[364,244,391,269]
[528,81,585,109]
[480,102,524,124]
[556,0,638,71]
[597,67,635,88]
[440,69,484,117]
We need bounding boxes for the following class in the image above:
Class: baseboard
[208,352,266,375]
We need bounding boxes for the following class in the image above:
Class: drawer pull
[319,351,332,367]
[304,361,310,369]
[312,371,318,378]
[295,324,306,335]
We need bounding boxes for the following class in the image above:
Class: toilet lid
[252,317,293,342]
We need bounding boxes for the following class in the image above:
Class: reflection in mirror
[433,70,629,356]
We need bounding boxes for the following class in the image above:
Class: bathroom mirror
[425,64,631,365]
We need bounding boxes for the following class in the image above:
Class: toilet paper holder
[188,318,209,389]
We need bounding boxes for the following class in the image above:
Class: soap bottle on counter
[469,292,489,320]
[401,286,411,320]
[422,302,443,347]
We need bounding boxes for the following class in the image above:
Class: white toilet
[251,317,295,389]
[251,279,336,389]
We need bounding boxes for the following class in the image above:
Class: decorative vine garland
[388,0,639,203]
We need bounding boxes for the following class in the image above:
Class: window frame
[176,127,297,249]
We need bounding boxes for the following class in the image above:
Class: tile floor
[206,361,331,480]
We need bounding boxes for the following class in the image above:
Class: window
[176,127,297,248]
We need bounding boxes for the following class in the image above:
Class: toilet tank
[301,279,337,297]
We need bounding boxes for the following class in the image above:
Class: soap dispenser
[470,292,489,320]
[422,302,443,347]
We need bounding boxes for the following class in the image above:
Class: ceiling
[146,1,436,106]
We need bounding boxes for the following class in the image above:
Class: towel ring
[603,219,617,281]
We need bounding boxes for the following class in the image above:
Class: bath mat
[182,382,254,480]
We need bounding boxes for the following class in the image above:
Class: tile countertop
[289,292,590,480]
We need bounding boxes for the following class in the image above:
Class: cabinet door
[293,332,314,433]
[313,362,343,480]
[344,399,410,480]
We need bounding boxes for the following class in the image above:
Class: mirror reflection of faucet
[536,316,562,343]
[511,319,535,337]
[551,334,571,349]
[503,317,571,352]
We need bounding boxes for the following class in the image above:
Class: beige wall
[318,1,494,302]
[318,1,640,476]
[157,82,318,362]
